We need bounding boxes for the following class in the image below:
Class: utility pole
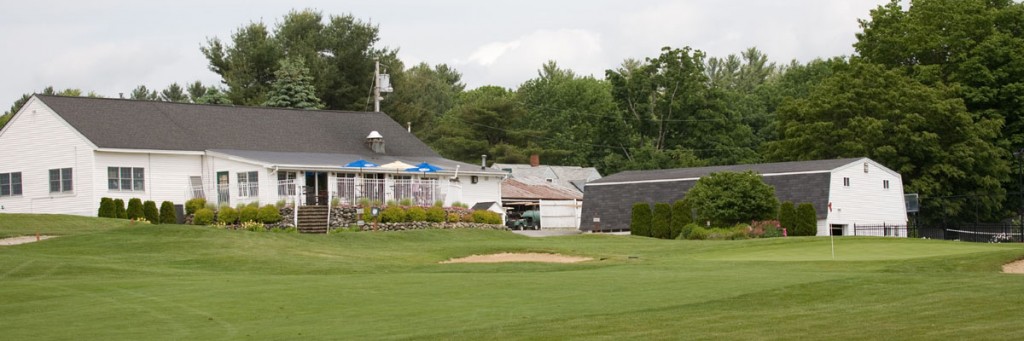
[374,57,381,112]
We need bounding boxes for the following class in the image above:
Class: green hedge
[185,198,206,215]
[381,206,406,223]
[239,206,258,223]
[159,201,176,224]
[98,197,115,218]
[114,198,127,219]
[193,208,215,225]
[143,200,159,224]
[217,206,239,225]
[778,201,796,233]
[406,206,427,222]
[630,202,652,237]
[257,205,282,223]
[794,203,817,236]
[127,198,144,220]
[670,200,691,239]
[652,203,672,239]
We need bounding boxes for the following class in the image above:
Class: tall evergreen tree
[263,58,324,109]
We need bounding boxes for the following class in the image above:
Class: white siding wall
[204,156,272,207]
[0,99,96,216]
[94,152,203,206]
[442,174,502,208]
[539,199,582,229]
[824,159,908,236]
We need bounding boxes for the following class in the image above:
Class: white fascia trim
[96,148,205,156]
[204,150,272,168]
[586,170,833,187]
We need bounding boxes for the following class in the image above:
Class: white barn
[0,95,504,218]
[581,158,908,236]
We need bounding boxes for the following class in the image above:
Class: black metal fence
[853,223,1023,243]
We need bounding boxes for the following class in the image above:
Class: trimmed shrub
[687,226,710,240]
[217,206,239,225]
[460,211,474,222]
[239,206,258,223]
[670,200,691,239]
[185,198,206,215]
[381,206,406,223]
[398,198,413,206]
[246,201,260,209]
[114,199,127,219]
[143,200,159,224]
[778,201,796,233]
[630,202,652,237]
[159,201,176,224]
[406,206,427,222]
[193,208,215,225]
[127,198,144,220]
[652,203,672,239]
[794,203,818,236]
[680,223,700,240]
[425,206,445,222]
[433,200,444,207]
[98,197,115,218]
[471,210,502,224]
[446,209,462,223]
[257,205,282,224]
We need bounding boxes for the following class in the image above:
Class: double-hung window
[0,172,22,197]
[107,167,145,191]
[238,171,259,197]
[278,172,297,196]
[49,168,73,193]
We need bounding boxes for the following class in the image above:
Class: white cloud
[456,29,606,88]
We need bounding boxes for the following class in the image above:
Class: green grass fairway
[2,214,1023,340]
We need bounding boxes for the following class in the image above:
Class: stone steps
[296,205,330,234]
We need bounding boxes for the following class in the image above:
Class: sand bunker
[1003,259,1024,274]
[0,235,56,246]
[441,252,592,264]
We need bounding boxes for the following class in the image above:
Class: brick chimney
[530,154,540,167]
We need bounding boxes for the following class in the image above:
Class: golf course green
[2,214,1022,340]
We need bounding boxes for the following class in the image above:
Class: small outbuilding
[581,158,908,236]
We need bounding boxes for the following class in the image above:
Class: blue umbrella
[345,159,379,168]
[406,162,443,173]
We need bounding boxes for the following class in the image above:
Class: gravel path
[0,235,56,246]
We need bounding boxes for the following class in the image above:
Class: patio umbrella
[379,161,416,170]
[406,162,443,173]
[344,159,379,168]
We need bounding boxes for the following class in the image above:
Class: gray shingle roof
[37,95,440,157]
[590,158,864,185]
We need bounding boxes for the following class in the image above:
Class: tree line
[3,1,1023,224]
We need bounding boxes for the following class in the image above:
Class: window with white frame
[238,171,259,197]
[883,180,890,189]
[0,172,22,197]
[843,177,850,187]
[49,168,73,193]
[107,167,145,191]
[278,171,297,196]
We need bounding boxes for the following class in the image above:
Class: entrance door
[830,224,846,236]
[216,171,230,206]
[304,172,329,205]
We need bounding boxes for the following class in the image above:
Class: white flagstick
[830,226,836,260]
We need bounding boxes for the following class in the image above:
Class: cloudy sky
[0,0,889,108]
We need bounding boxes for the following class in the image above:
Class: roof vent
[366,131,385,154]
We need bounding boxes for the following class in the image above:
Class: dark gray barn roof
[36,95,440,157]
[581,158,868,232]
[589,158,863,185]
